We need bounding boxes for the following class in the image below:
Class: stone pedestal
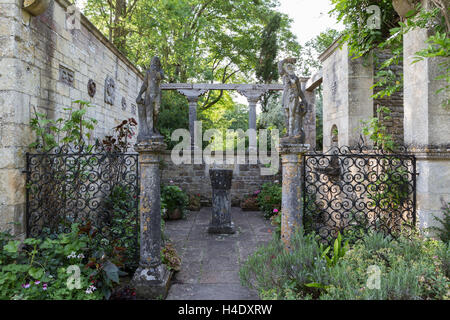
[131,136,172,299]
[208,169,235,234]
[278,139,309,249]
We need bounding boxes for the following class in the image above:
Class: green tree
[256,13,282,112]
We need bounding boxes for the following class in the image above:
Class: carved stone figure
[136,56,164,140]
[87,79,96,97]
[278,58,308,142]
[104,76,115,105]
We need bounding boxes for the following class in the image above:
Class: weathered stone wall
[320,41,406,151]
[320,41,374,151]
[0,0,142,235]
[373,49,404,145]
[160,151,281,206]
[403,25,450,234]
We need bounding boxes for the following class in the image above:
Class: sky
[277,0,343,44]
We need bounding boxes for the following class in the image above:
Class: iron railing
[303,146,416,244]
[25,144,139,268]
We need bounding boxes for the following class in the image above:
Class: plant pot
[166,208,183,220]
[240,197,260,211]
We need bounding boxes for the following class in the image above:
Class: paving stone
[164,207,271,300]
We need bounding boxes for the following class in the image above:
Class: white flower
[77,253,85,259]
[67,251,77,259]
[86,285,97,294]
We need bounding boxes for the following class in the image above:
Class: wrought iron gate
[25,144,139,268]
[303,146,416,244]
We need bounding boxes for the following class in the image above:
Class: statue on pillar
[136,56,164,141]
[278,58,308,142]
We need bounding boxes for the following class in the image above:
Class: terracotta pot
[166,208,183,220]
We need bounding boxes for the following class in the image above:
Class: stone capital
[135,137,166,155]
[177,89,208,102]
[237,89,267,104]
[277,141,310,156]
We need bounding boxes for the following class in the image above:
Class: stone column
[278,140,309,249]
[247,98,258,131]
[208,169,235,234]
[237,89,266,131]
[178,89,207,148]
[131,137,171,299]
[403,22,450,233]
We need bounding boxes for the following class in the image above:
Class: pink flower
[42,283,48,291]
[273,209,279,213]
[254,190,261,195]
[22,283,30,289]
[34,280,41,285]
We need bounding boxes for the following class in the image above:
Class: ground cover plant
[240,229,450,300]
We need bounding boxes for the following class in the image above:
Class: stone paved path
[165,207,273,300]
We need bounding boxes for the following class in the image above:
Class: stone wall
[320,41,374,151]
[320,40,405,151]
[403,25,450,233]
[160,151,281,206]
[373,49,404,145]
[0,0,143,235]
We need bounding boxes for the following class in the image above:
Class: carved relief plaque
[104,76,115,105]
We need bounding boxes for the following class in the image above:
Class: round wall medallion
[87,79,96,98]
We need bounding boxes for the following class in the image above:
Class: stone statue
[136,56,164,141]
[278,58,308,142]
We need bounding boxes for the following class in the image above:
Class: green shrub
[103,185,139,272]
[257,182,282,219]
[0,224,123,300]
[428,202,450,243]
[240,230,450,300]
[322,232,449,300]
[161,185,189,218]
[240,230,330,300]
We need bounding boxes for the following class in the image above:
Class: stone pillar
[247,98,257,131]
[278,140,309,249]
[178,89,207,148]
[403,23,450,233]
[131,137,171,299]
[208,169,235,234]
[238,89,266,131]
[303,87,317,150]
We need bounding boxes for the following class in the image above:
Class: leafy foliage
[100,118,138,152]
[256,182,282,219]
[29,100,97,152]
[161,185,189,219]
[161,243,182,272]
[360,106,395,151]
[0,224,123,300]
[240,229,450,300]
[428,202,450,243]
